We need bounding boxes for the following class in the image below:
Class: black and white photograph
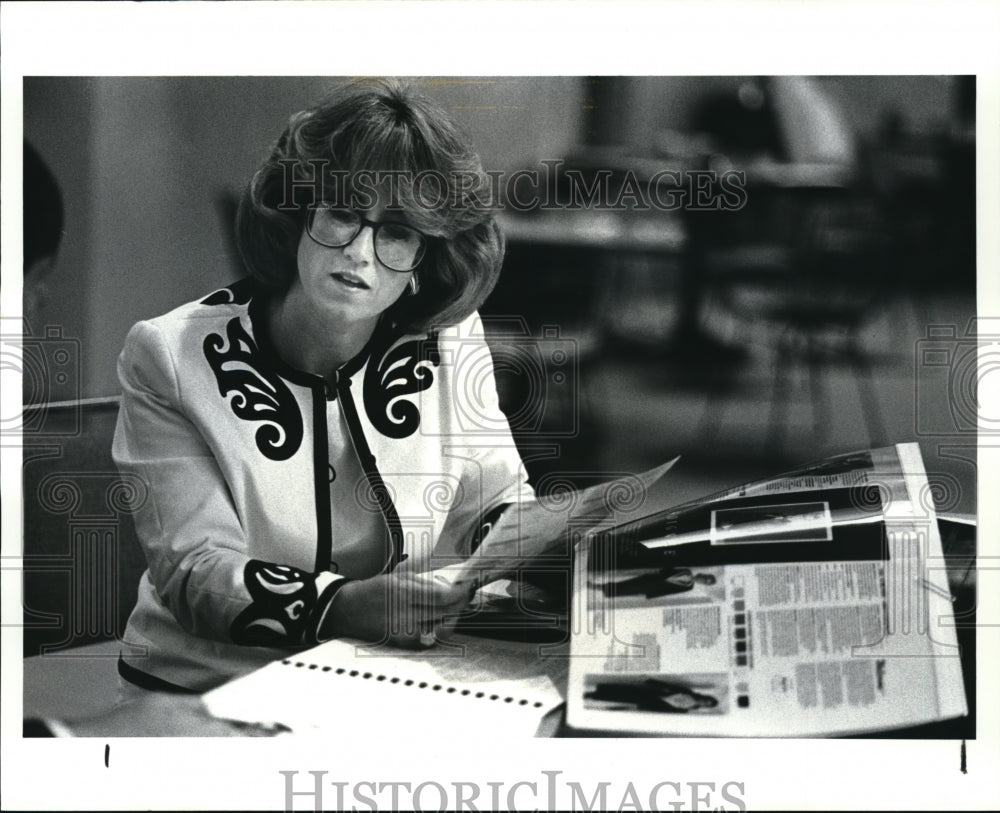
[583,673,730,715]
[2,2,998,811]
[589,565,726,608]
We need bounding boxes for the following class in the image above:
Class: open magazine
[566,443,969,736]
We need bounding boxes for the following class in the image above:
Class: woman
[596,567,717,600]
[585,678,720,713]
[112,79,532,694]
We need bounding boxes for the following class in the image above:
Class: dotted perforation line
[282,659,544,707]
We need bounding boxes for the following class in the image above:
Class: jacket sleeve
[433,314,536,559]
[112,319,348,648]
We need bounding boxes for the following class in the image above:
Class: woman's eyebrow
[317,203,405,223]
[370,210,417,227]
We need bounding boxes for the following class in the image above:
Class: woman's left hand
[320,571,475,647]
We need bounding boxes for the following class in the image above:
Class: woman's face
[294,204,415,328]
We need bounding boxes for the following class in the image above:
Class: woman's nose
[343,225,376,264]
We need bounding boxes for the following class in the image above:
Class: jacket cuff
[469,502,512,554]
[306,574,353,645]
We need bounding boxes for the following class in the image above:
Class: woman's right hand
[321,571,475,648]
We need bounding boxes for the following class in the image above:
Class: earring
[409,274,420,295]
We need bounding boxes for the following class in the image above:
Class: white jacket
[113,279,532,691]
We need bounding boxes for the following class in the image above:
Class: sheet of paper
[202,635,563,739]
[434,458,679,587]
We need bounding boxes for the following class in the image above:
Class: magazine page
[603,446,915,556]
[427,458,679,588]
[665,445,906,507]
[566,443,967,736]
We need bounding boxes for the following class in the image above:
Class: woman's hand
[322,571,475,647]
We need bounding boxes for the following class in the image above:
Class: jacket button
[328,464,336,483]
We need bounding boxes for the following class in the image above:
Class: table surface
[22,635,570,737]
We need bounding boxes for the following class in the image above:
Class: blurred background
[23,75,977,514]
[19,77,979,721]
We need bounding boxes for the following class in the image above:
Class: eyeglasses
[306,206,428,273]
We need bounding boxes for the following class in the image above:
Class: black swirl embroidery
[200,278,255,307]
[230,561,317,646]
[362,334,441,439]
[469,502,511,555]
[204,317,304,461]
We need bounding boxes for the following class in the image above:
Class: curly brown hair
[235,78,504,333]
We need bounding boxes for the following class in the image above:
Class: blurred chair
[22,398,148,720]
[22,398,147,659]
[689,77,894,454]
[694,179,893,454]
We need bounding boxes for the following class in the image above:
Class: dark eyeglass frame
[306,206,429,273]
